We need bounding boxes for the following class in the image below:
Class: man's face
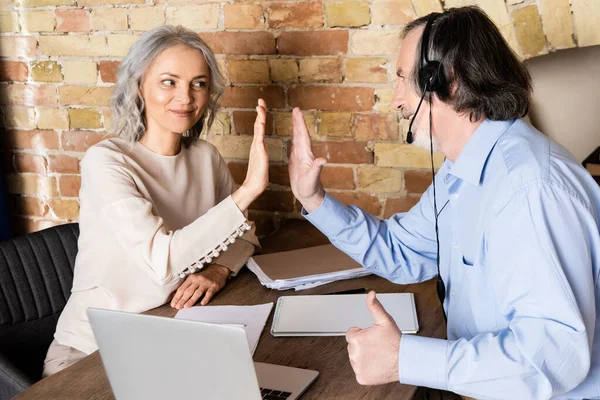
[392,27,439,151]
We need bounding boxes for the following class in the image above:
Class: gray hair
[110,25,225,148]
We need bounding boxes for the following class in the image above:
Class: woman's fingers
[170,265,231,309]
[200,287,218,306]
[170,279,191,308]
[175,284,198,309]
[240,98,269,199]
[183,287,206,308]
[253,98,267,144]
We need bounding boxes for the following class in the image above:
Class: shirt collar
[448,119,515,186]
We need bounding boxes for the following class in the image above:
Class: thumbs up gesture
[345,291,402,385]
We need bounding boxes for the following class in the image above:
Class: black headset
[406,12,446,145]
[405,12,449,321]
[418,13,447,95]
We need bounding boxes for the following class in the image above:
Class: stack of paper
[246,244,371,291]
[174,303,273,355]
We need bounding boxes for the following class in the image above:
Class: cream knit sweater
[54,137,259,354]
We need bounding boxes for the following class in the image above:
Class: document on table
[247,244,371,291]
[174,303,273,355]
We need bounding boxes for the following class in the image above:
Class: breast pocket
[460,255,497,335]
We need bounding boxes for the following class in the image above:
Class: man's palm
[289,108,327,208]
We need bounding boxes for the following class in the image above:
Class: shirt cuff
[399,334,448,391]
[302,193,354,239]
[173,195,250,279]
[210,239,255,276]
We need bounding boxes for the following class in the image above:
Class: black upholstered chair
[0,223,79,400]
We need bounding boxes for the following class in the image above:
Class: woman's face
[140,44,210,137]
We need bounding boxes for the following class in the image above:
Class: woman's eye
[162,79,175,86]
[193,81,207,88]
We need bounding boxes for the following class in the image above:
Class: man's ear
[448,80,458,97]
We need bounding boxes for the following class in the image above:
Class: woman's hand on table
[170,264,230,309]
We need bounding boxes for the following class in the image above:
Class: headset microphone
[405,80,430,145]
[406,123,414,144]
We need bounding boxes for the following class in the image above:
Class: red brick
[201,32,276,55]
[99,61,119,83]
[289,87,375,111]
[0,62,28,82]
[220,86,285,109]
[330,192,381,216]
[405,170,431,194]
[56,9,91,32]
[251,189,295,212]
[232,111,274,136]
[59,175,81,197]
[353,114,399,141]
[1,130,60,150]
[14,153,47,173]
[12,196,48,217]
[49,154,80,173]
[307,141,373,164]
[277,31,348,56]
[4,84,58,107]
[383,196,420,218]
[61,130,108,152]
[321,166,355,190]
[267,2,323,28]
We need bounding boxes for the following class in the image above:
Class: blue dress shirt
[304,119,600,399]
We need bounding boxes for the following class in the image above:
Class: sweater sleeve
[81,146,253,285]
[207,148,260,275]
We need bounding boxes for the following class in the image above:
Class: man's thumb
[313,157,327,170]
[366,291,393,325]
[308,157,327,180]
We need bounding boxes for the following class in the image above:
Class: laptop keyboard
[260,388,292,399]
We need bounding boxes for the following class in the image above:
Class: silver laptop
[87,308,319,400]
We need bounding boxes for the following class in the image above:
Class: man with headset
[288,6,600,400]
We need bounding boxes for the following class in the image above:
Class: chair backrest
[0,223,79,382]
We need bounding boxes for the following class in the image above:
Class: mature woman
[43,25,269,376]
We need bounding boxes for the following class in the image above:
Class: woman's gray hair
[110,25,225,148]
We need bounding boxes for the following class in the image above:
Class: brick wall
[0,0,598,236]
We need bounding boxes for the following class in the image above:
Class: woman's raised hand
[232,98,269,211]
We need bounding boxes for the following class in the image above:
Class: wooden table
[15,220,446,400]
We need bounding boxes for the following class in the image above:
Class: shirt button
[451,193,459,200]
[451,291,455,297]
[453,243,460,249]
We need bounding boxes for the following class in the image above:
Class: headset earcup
[419,61,445,94]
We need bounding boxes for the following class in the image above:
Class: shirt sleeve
[303,189,439,284]
[209,149,260,276]
[399,182,594,399]
[81,146,254,286]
